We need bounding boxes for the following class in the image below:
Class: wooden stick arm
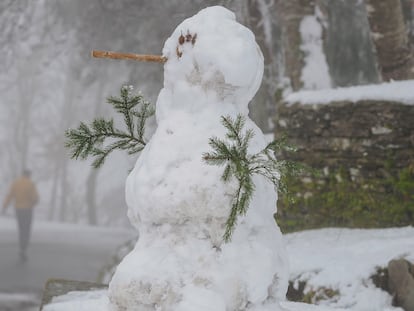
[92,50,167,63]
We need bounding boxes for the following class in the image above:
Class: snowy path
[0,216,135,311]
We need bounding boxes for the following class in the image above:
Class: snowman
[109,6,288,311]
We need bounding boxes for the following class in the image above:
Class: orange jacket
[3,176,39,209]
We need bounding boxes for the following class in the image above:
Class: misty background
[0,0,410,227]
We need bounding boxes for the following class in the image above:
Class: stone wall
[275,100,414,181]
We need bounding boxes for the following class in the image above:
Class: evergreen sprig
[203,114,305,242]
[65,85,154,168]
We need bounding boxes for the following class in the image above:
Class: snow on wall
[299,14,331,90]
[286,79,414,105]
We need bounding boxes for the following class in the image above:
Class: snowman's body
[109,6,288,311]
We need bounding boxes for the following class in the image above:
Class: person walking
[2,169,39,261]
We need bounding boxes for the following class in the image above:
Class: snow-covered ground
[286,227,413,310]
[285,79,414,105]
[40,226,414,311]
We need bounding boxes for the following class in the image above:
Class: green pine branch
[65,85,154,168]
[203,114,306,242]
[66,87,305,243]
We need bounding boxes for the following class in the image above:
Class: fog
[1,0,389,226]
[0,1,243,226]
[1,0,413,310]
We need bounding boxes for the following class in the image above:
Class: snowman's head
[161,6,264,112]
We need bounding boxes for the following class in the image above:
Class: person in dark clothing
[2,169,39,261]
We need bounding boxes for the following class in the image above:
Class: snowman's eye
[176,31,197,59]
[179,34,185,45]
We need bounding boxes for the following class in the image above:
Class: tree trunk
[365,0,414,81]
[15,56,37,172]
[86,168,98,225]
[322,0,380,87]
[58,161,69,222]
[245,0,283,132]
[48,161,60,220]
[401,0,414,41]
[84,76,106,226]
[280,0,315,91]
[58,61,78,222]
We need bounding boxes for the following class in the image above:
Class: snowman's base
[40,279,346,311]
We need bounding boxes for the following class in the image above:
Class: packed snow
[42,226,414,311]
[285,79,414,105]
[109,6,288,311]
[286,227,414,310]
[42,290,109,311]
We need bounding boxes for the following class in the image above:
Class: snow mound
[43,290,109,311]
[43,290,347,311]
